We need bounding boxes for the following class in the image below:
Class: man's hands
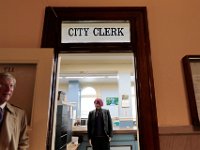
[109,137,111,142]
[89,139,92,146]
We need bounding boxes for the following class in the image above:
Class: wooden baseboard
[159,126,200,150]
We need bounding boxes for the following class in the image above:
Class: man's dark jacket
[87,109,113,140]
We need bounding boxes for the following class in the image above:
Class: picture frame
[182,55,200,127]
[122,94,130,108]
[106,97,119,105]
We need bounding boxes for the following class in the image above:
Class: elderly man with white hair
[0,72,29,150]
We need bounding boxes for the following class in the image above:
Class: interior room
[55,53,138,150]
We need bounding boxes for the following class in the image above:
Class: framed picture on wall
[182,55,200,127]
[106,97,119,105]
[122,94,130,108]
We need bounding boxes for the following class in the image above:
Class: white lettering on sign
[61,21,130,43]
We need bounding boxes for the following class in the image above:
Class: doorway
[42,7,160,150]
[56,53,137,149]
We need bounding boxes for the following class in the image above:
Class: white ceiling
[60,53,134,64]
[59,53,135,84]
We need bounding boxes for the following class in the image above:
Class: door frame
[41,7,160,150]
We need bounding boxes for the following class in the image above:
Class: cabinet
[55,104,72,150]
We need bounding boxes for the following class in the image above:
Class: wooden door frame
[41,7,160,150]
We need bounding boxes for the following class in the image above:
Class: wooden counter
[72,126,138,150]
[72,126,137,136]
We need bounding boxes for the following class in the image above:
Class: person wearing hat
[0,72,29,150]
[87,98,113,150]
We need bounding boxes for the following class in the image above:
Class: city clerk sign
[61,21,131,43]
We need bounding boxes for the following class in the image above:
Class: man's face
[94,102,101,109]
[0,77,15,104]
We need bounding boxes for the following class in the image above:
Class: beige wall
[1,0,200,128]
[59,82,118,98]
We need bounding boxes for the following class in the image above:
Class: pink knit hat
[94,98,103,106]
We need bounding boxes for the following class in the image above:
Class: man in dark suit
[87,98,113,150]
[0,72,29,150]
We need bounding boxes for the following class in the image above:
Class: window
[81,87,96,118]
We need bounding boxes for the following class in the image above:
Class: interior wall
[58,82,118,104]
[1,0,200,127]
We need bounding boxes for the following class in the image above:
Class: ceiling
[59,53,135,84]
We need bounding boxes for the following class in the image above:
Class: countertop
[72,126,137,135]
